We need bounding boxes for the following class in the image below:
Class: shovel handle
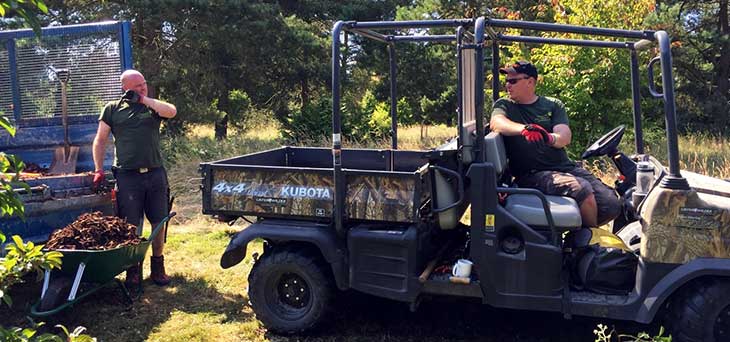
[148,212,176,241]
[61,82,69,148]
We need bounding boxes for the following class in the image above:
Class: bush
[594,324,671,342]
[280,96,334,142]
[0,322,96,342]
[0,235,63,306]
[367,102,392,138]
[0,120,96,342]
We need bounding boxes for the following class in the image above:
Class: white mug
[452,259,473,278]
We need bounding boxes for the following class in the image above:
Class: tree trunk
[300,75,309,107]
[215,114,228,140]
[715,0,729,99]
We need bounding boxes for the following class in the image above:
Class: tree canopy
[1,0,727,146]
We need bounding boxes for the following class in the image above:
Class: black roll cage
[330,17,689,235]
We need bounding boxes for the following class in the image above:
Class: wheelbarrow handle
[148,212,177,241]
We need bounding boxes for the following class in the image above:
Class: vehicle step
[570,290,632,305]
[421,276,483,298]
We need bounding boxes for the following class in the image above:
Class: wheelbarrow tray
[30,212,176,317]
[52,240,151,283]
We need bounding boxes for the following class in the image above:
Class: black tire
[664,278,730,342]
[248,247,334,335]
[38,276,73,312]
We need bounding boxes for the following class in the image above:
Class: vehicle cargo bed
[200,147,431,223]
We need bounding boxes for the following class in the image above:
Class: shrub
[594,324,672,342]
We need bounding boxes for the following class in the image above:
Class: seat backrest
[484,132,507,176]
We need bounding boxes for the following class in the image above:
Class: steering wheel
[581,125,625,159]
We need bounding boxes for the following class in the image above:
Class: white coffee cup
[452,259,473,278]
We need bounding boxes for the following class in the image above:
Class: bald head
[120,69,148,97]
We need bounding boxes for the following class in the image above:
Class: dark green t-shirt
[490,96,575,176]
[99,100,164,170]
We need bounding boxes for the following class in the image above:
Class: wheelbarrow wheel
[248,246,334,335]
[38,276,73,312]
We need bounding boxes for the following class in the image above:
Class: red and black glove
[521,124,556,145]
[92,170,105,190]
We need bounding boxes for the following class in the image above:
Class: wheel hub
[277,273,310,309]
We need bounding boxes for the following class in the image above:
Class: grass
[3,123,727,341]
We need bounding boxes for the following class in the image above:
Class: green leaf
[0,116,14,136]
[54,324,70,337]
[71,326,88,337]
[11,235,24,249]
[0,233,5,244]
[21,328,36,338]
[35,0,48,14]
[2,292,12,307]
[75,336,97,342]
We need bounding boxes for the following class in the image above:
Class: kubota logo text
[280,186,331,199]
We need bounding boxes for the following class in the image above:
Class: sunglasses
[505,76,531,84]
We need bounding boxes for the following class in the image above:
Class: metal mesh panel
[14,32,122,119]
[0,46,12,120]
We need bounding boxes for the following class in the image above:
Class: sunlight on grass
[147,311,264,342]
[187,124,216,139]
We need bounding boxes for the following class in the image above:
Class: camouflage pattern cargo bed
[200,147,432,223]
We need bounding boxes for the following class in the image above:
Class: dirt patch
[45,212,143,250]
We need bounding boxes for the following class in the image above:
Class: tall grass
[164,125,730,223]
[622,131,730,178]
[166,124,730,179]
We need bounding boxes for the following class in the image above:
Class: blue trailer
[0,21,133,243]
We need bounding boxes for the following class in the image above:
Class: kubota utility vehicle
[200,17,730,342]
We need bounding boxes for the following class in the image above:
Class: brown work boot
[150,255,171,286]
[125,262,142,289]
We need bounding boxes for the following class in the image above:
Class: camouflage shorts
[516,166,621,225]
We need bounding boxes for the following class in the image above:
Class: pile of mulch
[45,212,144,250]
[24,162,48,174]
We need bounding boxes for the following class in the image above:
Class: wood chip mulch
[45,212,145,250]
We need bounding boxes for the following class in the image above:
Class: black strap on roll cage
[330,17,689,236]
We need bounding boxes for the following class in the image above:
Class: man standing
[93,69,177,286]
[489,61,620,227]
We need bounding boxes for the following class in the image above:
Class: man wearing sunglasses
[489,61,620,228]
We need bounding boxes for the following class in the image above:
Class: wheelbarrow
[30,212,176,317]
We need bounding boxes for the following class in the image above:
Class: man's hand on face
[521,124,556,145]
[121,90,141,103]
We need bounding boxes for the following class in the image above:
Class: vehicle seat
[429,139,461,230]
[484,132,582,231]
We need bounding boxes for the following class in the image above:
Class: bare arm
[491,113,572,149]
[141,96,177,118]
[551,124,572,148]
[93,121,111,172]
[489,114,525,136]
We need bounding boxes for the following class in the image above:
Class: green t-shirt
[490,96,575,177]
[99,100,164,170]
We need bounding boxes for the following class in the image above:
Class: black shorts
[516,166,621,226]
[113,167,169,234]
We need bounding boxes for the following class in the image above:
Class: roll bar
[330,17,688,235]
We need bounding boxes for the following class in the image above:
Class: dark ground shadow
[3,276,663,342]
[266,291,663,342]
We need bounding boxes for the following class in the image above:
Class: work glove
[121,90,141,103]
[521,124,555,145]
[92,170,105,190]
